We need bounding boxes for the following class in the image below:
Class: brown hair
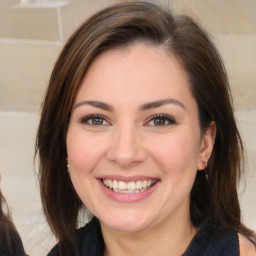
[36,1,255,254]
[0,189,26,255]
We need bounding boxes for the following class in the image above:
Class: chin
[104,221,150,233]
[98,211,155,233]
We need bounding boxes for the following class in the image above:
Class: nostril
[106,148,146,167]
[106,127,147,168]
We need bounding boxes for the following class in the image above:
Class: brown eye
[153,118,168,126]
[80,114,110,126]
[91,117,104,125]
[145,114,176,127]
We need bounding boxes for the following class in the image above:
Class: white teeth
[136,181,142,189]
[113,180,118,189]
[108,180,113,189]
[102,179,156,194]
[127,181,136,190]
[119,181,127,190]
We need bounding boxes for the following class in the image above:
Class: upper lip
[97,175,159,182]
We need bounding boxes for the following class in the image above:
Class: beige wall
[0,0,255,255]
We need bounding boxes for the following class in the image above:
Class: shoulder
[47,217,104,256]
[184,220,240,256]
[238,234,256,256]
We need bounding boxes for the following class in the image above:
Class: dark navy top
[48,217,239,256]
[182,219,239,256]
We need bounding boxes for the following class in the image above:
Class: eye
[145,114,176,127]
[79,114,110,126]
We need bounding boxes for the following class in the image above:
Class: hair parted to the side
[35,1,255,255]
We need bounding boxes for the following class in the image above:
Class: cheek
[66,130,108,209]
[153,132,201,205]
[147,131,201,177]
[66,130,108,174]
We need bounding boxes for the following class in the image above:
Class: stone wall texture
[0,0,255,255]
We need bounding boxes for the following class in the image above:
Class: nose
[106,125,147,168]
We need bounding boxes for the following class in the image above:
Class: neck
[101,210,198,256]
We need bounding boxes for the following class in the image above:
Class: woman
[36,2,256,255]
[0,188,27,256]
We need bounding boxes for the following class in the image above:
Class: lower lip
[98,179,159,203]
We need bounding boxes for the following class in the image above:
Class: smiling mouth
[102,179,157,194]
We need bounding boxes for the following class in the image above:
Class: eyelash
[79,113,175,127]
[79,114,110,126]
[144,114,176,127]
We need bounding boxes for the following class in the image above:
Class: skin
[66,43,217,255]
[239,234,256,256]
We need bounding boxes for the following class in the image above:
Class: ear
[197,121,216,170]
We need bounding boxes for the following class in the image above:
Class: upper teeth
[103,179,155,190]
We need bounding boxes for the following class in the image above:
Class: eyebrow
[140,98,185,111]
[73,100,113,111]
[73,98,185,111]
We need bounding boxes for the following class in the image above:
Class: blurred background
[0,0,255,255]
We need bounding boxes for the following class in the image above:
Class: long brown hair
[36,2,255,254]
[0,189,26,255]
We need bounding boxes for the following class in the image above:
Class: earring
[67,159,69,172]
[205,170,209,181]
[202,161,209,181]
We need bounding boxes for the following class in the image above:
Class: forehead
[75,43,194,108]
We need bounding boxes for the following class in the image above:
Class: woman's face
[66,43,215,233]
